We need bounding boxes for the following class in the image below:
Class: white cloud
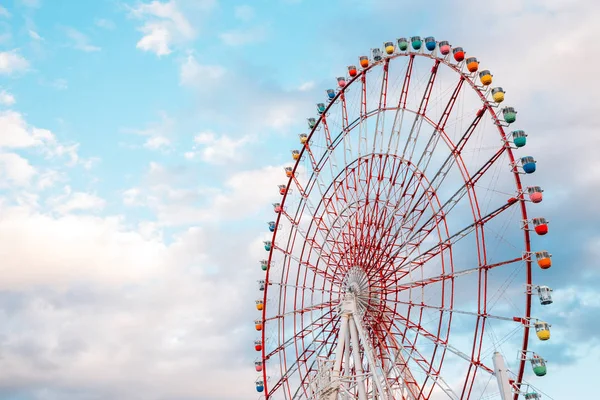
[0,111,85,168]
[28,29,43,41]
[130,0,199,56]
[123,187,141,206]
[95,18,115,30]
[122,112,174,151]
[49,187,107,214]
[0,110,55,148]
[0,5,11,17]
[185,131,252,164]
[0,204,167,289]
[219,25,267,46]
[64,27,101,52]
[298,81,315,91]
[234,5,255,21]
[0,153,36,186]
[0,89,15,105]
[48,78,68,90]
[37,169,63,190]
[179,54,225,86]
[19,0,40,7]
[0,50,29,74]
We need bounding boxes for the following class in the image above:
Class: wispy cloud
[28,29,43,40]
[0,5,11,18]
[122,112,175,151]
[234,5,255,21]
[18,0,40,8]
[179,54,225,87]
[0,89,15,105]
[219,25,267,46]
[94,18,115,30]
[64,27,101,52]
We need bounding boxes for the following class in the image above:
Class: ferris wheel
[254,36,554,400]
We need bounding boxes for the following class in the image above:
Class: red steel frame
[259,49,533,400]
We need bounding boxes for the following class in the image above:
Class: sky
[0,0,598,399]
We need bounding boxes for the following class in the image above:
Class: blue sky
[0,0,598,399]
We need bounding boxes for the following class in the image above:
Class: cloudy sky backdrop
[0,0,598,399]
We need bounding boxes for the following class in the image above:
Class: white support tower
[493,352,514,400]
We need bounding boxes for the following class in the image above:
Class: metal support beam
[493,352,514,400]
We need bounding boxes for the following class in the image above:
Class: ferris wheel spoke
[385,55,414,155]
[361,106,492,279]
[390,103,487,235]
[399,59,440,166]
[386,300,520,323]
[371,58,390,154]
[374,150,515,282]
[382,303,496,377]
[265,300,340,322]
[269,281,341,295]
[269,311,341,397]
[380,199,520,283]
[390,77,466,233]
[383,256,523,293]
[363,318,423,399]
[266,308,337,361]
[371,310,462,400]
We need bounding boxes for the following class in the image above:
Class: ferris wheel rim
[260,46,534,399]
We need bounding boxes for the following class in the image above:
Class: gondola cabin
[337,77,347,88]
[512,130,527,148]
[537,285,553,305]
[535,251,552,269]
[263,241,272,251]
[466,57,479,73]
[260,259,268,271]
[308,118,316,129]
[532,218,549,236]
[285,167,293,177]
[534,321,551,341]
[255,360,263,372]
[278,184,288,195]
[525,393,541,400]
[478,70,492,86]
[291,150,300,161]
[299,133,308,144]
[268,221,276,232]
[326,89,335,100]
[527,186,543,203]
[256,379,265,393]
[258,280,265,291]
[273,203,282,213]
[397,37,409,51]
[384,41,395,54]
[425,36,436,51]
[256,300,264,311]
[254,340,262,351]
[348,65,358,77]
[530,354,547,377]
[453,47,465,62]
[411,36,422,50]
[521,156,536,174]
[359,55,369,68]
[372,48,383,62]
[317,103,326,114]
[255,320,263,331]
[439,40,451,55]
[492,87,505,103]
[503,106,517,123]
